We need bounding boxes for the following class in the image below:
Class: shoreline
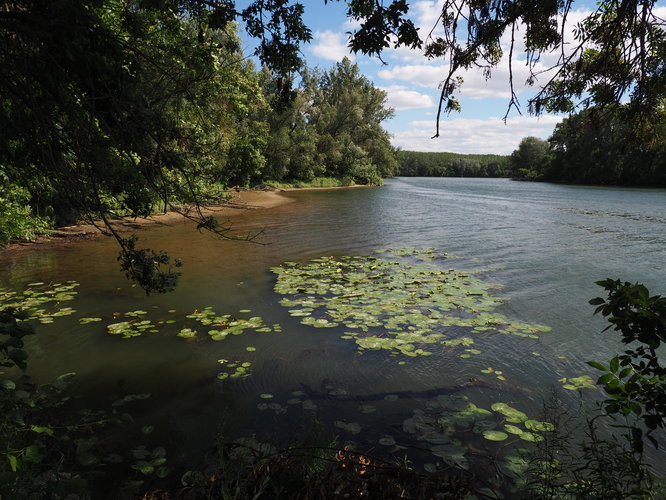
[0,189,298,256]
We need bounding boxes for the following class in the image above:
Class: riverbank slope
[0,189,295,255]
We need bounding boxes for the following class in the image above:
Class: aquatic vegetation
[177,328,197,339]
[272,250,550,358]
[217,359,253,380]
[0,281,79,324]
[79,317,102,325]
[559,375,596,390]
[185,306,278,341]
[107,319,158,338]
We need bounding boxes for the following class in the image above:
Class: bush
[0,185,50,243]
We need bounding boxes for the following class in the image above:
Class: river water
[2,177,665,481]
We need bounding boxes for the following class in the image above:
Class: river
[2,177,665,484]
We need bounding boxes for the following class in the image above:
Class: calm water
[2,177,665,475]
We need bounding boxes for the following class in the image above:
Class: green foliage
[397,151,510,177]
[0,308,34,372]
[0,183,50,244]
[526,393,662,499]
[510,137,552,181]
[311,58,397,183]
[263,177,353,189]
[588,279,666,452]
[117,236,183,295]
[545,106,666,186]
[260,59,396,186]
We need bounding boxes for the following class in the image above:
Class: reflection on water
[1,178,665,474]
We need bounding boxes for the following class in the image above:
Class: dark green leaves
[117,236,182,295]
[588,279,666,452]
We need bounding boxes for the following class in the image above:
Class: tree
[546,105,666,186]
[509,137,551,180]
[261,67,321,182]
[311,58,398,184]
[0,1,312,293]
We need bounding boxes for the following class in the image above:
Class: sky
[238,1,664,155]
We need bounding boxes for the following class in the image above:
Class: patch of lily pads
[271,250,550,358]
[218,359,253,380]
[399,395,555,466]
[0,281,79,323]
[559,375,596,390]
[107,310,159,339]
[184,306,280,340]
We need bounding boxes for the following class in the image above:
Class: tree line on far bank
[398,104,665,188]
[396,151,510,178]
[510,105,666,187]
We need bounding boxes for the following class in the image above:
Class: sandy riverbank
[0,189,297,256]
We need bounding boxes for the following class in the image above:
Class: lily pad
[524,420,555,432]
[177,328,197,339]
[519,431,544,442]
[561,375,595,390]
[378,436,396,446]
[491,403,528,423]
[482,430,509,441]
[504,425,524,435]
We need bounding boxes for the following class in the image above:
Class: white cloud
[310,30,354,62]
[392,115,563,154]
[380,85,434,111]
[379,64,446,88]
[378,6,602,99]
[379,59,547,99]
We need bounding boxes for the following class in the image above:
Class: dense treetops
[510,105,666,186]
[397,151,509,178]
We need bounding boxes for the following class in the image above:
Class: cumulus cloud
[380,85,434,110]
[391,115,563,154]
[379,59,548,99]
[310,30,354,62]
[379,64,446,88]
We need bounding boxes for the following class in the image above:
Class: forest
[397,151,509,178]
[510,106,666,186]
[0,1,397,244]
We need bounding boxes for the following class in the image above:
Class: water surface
[2,177,665,476]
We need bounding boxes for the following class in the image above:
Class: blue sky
[238,1,664,155]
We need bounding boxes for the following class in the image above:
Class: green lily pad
[177,328,197,339]
[504,425,523,435]
[378,436,396,446]
[561,375,596,390]
[519,432,544,442]
[79,317,102,325]
[483,430,509,441]
[491,403,528,423]
[524,420,555,432]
